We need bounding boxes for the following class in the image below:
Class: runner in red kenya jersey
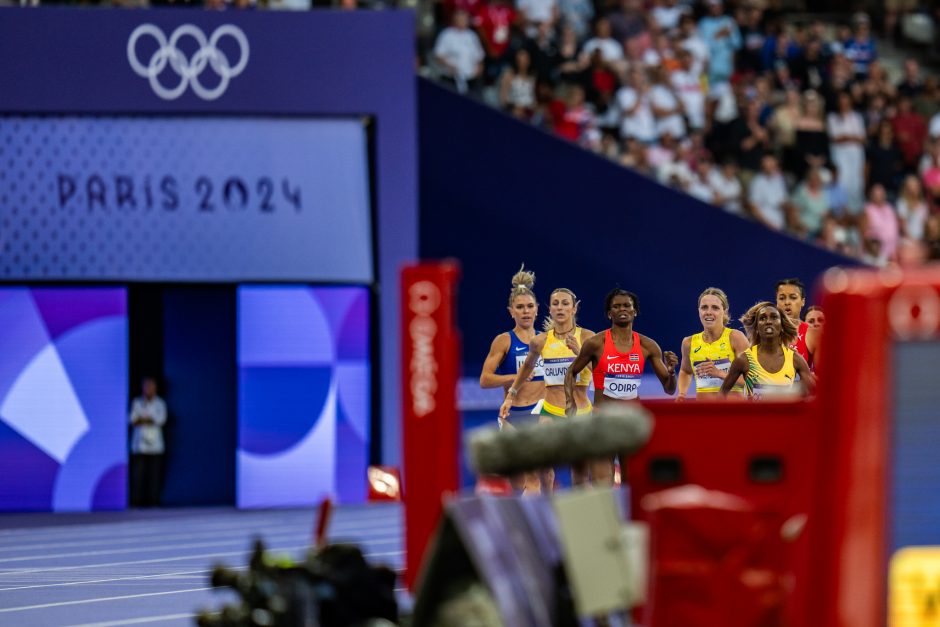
[564,289,678,485]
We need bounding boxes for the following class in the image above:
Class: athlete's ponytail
[698,287,731,326]
[508,264,537,307]
[543,288,580,332]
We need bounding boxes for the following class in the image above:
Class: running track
[0,504,404,626]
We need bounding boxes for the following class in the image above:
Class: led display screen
[0,287,128,511]
[0,116,373,282]
[237,285,370,508]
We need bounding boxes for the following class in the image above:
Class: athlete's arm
[641,335,678,395]
[805,325,821,360]
[565,333,602,416]
[479,334,514,389]
[498,334,546,419]
[793,353,816,396]
[565,328,593,356]
[677,336,693,400]
[720,354,750,396]
[728,329,750,388]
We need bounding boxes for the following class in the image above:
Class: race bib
[542,357,573,386]
[516,354,544,378]
[603,373,641,400]
[695,358,730,391]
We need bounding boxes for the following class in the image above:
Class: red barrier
[401,262,461,591]
[628,400,819,625]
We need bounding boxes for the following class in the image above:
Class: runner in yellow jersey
[720,302,815,399]
[677,287,749,400]
[499,287,593,488]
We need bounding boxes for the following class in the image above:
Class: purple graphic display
[0,288,128,512]
[237,286,370,508]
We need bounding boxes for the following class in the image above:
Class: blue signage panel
[237,285,370,507]
[0,116,372,282]
[0,287,128,512]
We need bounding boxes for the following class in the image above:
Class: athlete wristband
[508,387,519,397]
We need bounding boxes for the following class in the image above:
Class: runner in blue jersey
[480,265,546,492]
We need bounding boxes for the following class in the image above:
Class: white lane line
[64,613,196,627]
[0,568,215,592]
[0,587,212,613]
[0,534,400,572]
[0,531,307,564]
[0,547,404,577]
[0,507,401,540]
[0,535,400,589]
[0,515,402,550]
[0,522,309,554]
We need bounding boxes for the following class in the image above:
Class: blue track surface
[0,503,403,627]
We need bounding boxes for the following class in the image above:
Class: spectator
[620,136,652,175]
[499,48,537,118]
[924,214,940,261]
[558,0,593,42]
[129,377,167,508]
[670,48,706,131]
[919,140,940,209]
[617,67,658,143]
[860,237,887,267]
[861,183,900,261]
[897,58,924,98]
[828,91,867,212]
[791,166,831,237]
[580,17,625,72]
[710,158,744,215]
[791,37,828,92]
[551,83,595,144]
[892,95,927,171]
[473,0,518,86]
[687,159,716,203]
[737,4,766,76]
[434,10,486,95]
[731,99,771,177]
[843,13,877,79]
[866,121,903,194]
[793,90,829,179]
[926,107,940,142]
[862,61,896,104]
[915,76,940,119]
[769,86,801,173]
[518,0,558,38]
[862,94,889,141]
[816,213,851,255]
[607,0,647,48]
[556,24,587,85]
[651,0,688,34]
[678,13,709,73]
[526,22,561,80]
[897,175,929,241]
[698,0,741,87]
[748,154,791,231]
[650,67,686,140]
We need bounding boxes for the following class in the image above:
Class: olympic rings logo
[127,24,249,101]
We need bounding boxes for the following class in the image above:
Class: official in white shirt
[130,377,167,507]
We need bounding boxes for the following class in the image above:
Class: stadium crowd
[427,0,940,266]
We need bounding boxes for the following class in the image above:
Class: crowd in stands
[428,0,940,266]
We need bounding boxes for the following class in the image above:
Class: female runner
[480,266,545,492]
[677,287,749,400]
[499,287,594,488]
[720,302,815,398]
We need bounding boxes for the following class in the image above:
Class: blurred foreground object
[197,539,397,627]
